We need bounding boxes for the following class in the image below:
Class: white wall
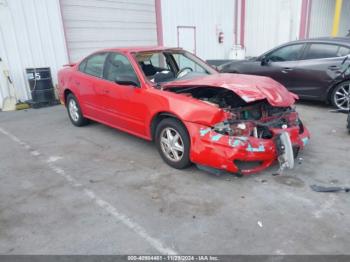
[244,0,302,57]
[308,0,334,38]
[0,0,68,105]
[339,0,350,36]
[60,0,158,62]
[161,0,236,60]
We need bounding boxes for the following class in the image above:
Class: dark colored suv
[220,37,350,110]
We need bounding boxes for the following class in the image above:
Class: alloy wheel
[334,82,350,110]
[68,99,80,122]
[160,127,184,162]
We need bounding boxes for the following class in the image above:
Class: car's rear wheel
[331,81,350,110]
[155,118,191,169]
[66,93,89,126]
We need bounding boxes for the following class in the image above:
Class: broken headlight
[213,121,253,136]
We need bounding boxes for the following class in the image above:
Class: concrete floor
[0,102,349,255]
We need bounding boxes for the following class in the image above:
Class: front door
[258,43,306,93]
[101,52,145,134]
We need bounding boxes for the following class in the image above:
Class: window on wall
[83,53,108,77]
[267,44,304,62]
[303,44,350,60]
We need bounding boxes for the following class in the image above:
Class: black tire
[331,81,350,110]
[155,118,191,169]
[66,93,89,127]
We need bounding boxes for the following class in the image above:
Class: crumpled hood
[163,73,298,107]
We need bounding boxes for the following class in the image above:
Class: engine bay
[167,86,301,139]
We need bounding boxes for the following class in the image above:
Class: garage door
[60,0,158,62]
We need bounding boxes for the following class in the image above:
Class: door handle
[75,81,80,86]
[103,89,110,94]
[328,65,341,70]
[281,68,293,74]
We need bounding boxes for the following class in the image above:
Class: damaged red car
[58,47,310,176]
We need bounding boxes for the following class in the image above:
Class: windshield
[134,50,216,84]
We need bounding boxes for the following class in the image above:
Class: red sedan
[58,47,310,176]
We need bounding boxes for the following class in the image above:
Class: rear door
[256,44,305,91]
[293,43,350,100]
[75,52,108,117]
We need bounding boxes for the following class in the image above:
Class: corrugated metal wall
[0,0,68,104]
[339,0,350,36]
[308,0,334,37]
[60,0,158,62]
[161,0,235,60]
[244,0,302,57]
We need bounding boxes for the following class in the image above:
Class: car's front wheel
[331,81,350,110]
[155,118,191,169]
[66,93,89,126]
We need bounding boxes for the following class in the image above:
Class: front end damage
[165,78,310,175]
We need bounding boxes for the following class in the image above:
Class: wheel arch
[150,112,187,141]
[63,89,74,106]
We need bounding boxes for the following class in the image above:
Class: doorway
[177,26,196,54]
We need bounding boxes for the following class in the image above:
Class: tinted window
[104,53,139,84]
[304,44,350,59]
[268,44,303,62]
[84,53,107,77]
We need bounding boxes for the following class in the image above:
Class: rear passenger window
[304,44,349,59]
[83,53,108,77]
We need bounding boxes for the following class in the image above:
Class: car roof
[287,37,350,46]
[97,46,183,53]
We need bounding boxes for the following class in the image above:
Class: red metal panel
[155,0,163,46]
[299,0,311,39]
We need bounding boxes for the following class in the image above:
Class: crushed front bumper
[185,121,310,175]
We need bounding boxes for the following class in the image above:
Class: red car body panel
[163,73,298,107]
[58,47,310,175]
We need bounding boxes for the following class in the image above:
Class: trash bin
[26,67,57,108]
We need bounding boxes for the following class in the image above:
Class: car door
[101,52,146,135]
[292,43,350,100]
[255,44,305,91]
[75,52,108,117]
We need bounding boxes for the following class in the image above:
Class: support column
[332,0,343,37]
[299,0,311,39]
[240,0,245,48]
[155,0,163,46]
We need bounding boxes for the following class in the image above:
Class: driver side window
[103,52,139,84]
[267,44,304,62]
[172,53,206,73]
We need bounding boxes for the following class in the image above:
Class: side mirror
[261,56,270,66]
[115,75,139,87]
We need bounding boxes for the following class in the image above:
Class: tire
[155,118,191,169]
[331,81,350,110]
[66,93,89,127]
